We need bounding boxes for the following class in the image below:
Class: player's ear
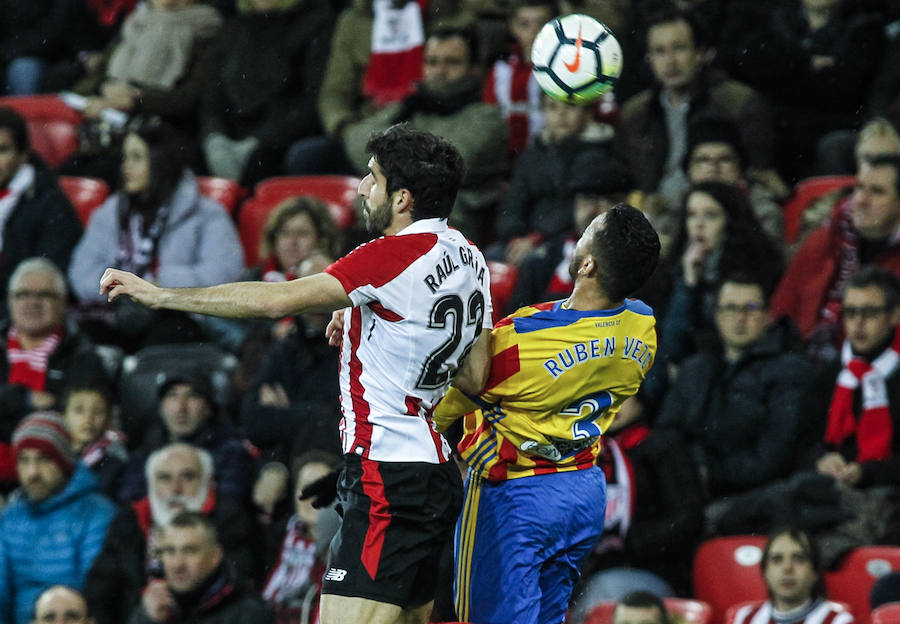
[394,188,413,213]
[579,254,597,277]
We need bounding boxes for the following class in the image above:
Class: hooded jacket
[0,463,117,624]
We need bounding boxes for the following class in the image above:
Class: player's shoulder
[328,232,441,288]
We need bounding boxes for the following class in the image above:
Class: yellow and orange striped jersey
[434,299,656,481]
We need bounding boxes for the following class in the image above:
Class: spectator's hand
[326,310,345,346]
[836,461,862,486]
[79,51,104,73]
[30,390,55,410]
[299,468,340,508]
[259,383,290,408]
[271,318,297,341]
[142,580,175,623]
[681,241,707,287]
[505,236,536,267]
[100,80,138,111]
[83,96,106,120]
[816,452,848,479]
[253,463,288,516]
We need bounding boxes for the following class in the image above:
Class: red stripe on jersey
[821,611,840,624]
[360,459,391,579]
[484,345,520,391]
[735,604,762,624]
[488,437,519,480]
[369,302,404,322]
[324,233,439,294]
[348,307,373,456]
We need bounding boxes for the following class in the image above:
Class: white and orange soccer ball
[531,14,623,104]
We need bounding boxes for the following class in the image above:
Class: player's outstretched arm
[453,328,493,395]
[99,268,352,319]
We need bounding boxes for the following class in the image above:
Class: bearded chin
[149,480,211,527]
[568,253,584,282]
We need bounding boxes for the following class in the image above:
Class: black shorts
[322,455,463,608]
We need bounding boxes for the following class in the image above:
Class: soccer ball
[531,14,623,104]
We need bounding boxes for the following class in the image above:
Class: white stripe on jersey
[327,218,493,463]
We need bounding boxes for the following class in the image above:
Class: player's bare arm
[99,268,352,319]
[453,328,493,395]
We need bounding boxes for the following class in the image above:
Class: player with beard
[99,124,492,624]
[434,205,661,624]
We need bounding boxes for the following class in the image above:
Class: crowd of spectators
[2,0,900,621]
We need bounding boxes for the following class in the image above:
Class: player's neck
[565,282,619,312]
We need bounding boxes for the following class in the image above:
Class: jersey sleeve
[324,233,439,306]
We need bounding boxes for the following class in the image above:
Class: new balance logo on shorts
[324,568,348,582]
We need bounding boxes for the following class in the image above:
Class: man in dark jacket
[128,512,270,624]
[0,258,106,487]
[0,107,81,316]
[657,272,814,512]
[119,368,257,503]
[614,8,782,208]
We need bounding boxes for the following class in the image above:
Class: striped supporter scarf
[824,331,900,462]
[361,0,427,107]
[6,327,62,391]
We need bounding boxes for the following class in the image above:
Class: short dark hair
[428,26,479,68]
[844,264,900,308]
[761,528,826,600]
[122,116,187,209]
[615,590,669,624]
[167,511,219,546]
[643,7,710,50]
[291,449,342,485]
[716,271,769,305]
[365,124,465,221]
[0,107,29,152]
[591,204,660,300]
[510,0,560,18]
[864,154,900,197]
[62,379,114,412]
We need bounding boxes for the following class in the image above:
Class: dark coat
[657,320,815,498]
[0,162,81,317]
[127,563,271,624]
[200,1,334,147]
[615,69,775,194]
[118,418,258,504]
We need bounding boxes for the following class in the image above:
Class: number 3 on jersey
[562,390,613,440]
[416,290,485,389]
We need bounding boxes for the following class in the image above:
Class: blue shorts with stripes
[454,466,606,624]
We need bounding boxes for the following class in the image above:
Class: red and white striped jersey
[732,600,854,624]
[324,218,492,463]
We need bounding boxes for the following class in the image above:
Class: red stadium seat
[782,175,856,243]
[196,176,247,216]
[58,176,110,226]
[583,598,712,624]
[255,175,360,229]
[237,196,275,267]
[693,536,768,624]
[825,546,900,623]
[724,600,852,624]
[871,602,900,624]
[487,261,519,324]
[0,95,82,168]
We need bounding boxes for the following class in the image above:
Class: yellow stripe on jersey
[454,472,482,622]
[436,299,656,482]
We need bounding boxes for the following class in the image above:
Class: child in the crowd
[63,380,128,498]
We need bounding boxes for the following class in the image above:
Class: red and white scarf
[825,331,900,462]
[7,326,62,391]
[263,515,325,605]
[484,46,544,155]
[362,0,427,107]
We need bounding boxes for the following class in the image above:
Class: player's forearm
[153,281,289,318]
[151,274,351,319]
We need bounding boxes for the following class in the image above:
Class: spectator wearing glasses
[0,259,106,488]
[657,272,814,526]
[802,266,900,494]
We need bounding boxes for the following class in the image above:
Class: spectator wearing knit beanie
[0,413,117,624]
[12,411,77,502]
